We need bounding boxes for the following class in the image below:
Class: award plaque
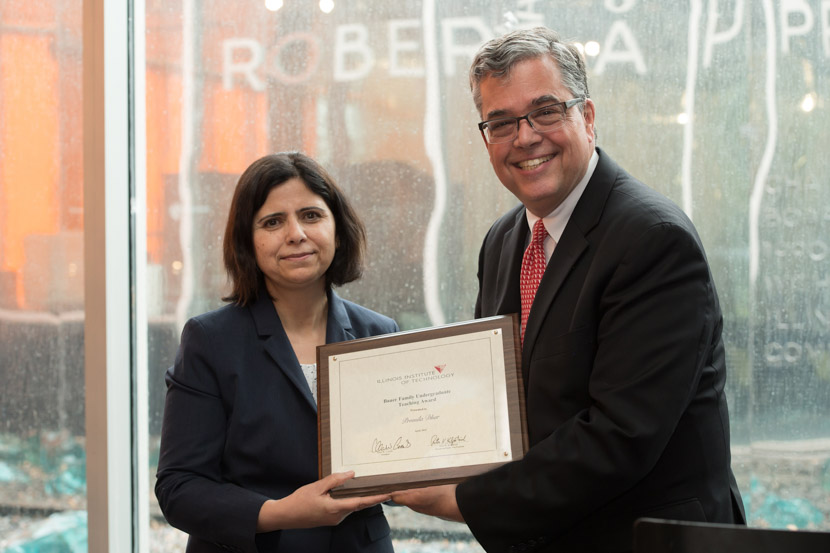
[317,314,527,498]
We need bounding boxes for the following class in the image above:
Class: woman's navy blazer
[155,289,399,553]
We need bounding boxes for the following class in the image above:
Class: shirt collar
[526,149,599,243]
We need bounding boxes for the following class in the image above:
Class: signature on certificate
[430,434,468,448]
[370,436,412,454]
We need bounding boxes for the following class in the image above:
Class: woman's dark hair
[222,152,366,306]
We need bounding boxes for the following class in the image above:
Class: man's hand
[391,484,464,522]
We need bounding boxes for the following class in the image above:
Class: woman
[155,152,398,553]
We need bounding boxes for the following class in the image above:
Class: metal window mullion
[132,0,150,550]
[83,0,136,551]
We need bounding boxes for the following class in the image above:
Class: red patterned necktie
[520,218,548,344]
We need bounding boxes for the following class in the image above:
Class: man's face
[479,55,596,218]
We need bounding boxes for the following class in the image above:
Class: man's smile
[515,154,554,170]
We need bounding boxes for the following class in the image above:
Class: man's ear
[582,99,596,142]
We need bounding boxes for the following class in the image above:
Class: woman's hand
[257,471,391,532]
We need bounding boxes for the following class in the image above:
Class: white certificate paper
[328,328,511,476]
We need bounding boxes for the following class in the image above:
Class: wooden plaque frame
[317,314,527,498]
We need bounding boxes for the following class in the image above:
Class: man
[392,27,745,552]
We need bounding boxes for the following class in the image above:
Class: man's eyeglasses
[478,98,586,144]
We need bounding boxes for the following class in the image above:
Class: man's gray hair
[469,27,590,116]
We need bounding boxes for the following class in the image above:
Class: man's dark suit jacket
[155,289,398,553]
[456,149,745,553]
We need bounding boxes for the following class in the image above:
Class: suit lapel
[521,233,589,374]
[521,149,618,373]
[325,290,356,344]
[495,208,527,317]
[250,290,318,412]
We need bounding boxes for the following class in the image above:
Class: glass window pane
[146,2,830,549]
[0,0,87,549]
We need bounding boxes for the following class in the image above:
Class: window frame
[82,0,148,550]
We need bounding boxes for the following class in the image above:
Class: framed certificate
[317,314,527,498]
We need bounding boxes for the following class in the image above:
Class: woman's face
[252,177,336,297]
